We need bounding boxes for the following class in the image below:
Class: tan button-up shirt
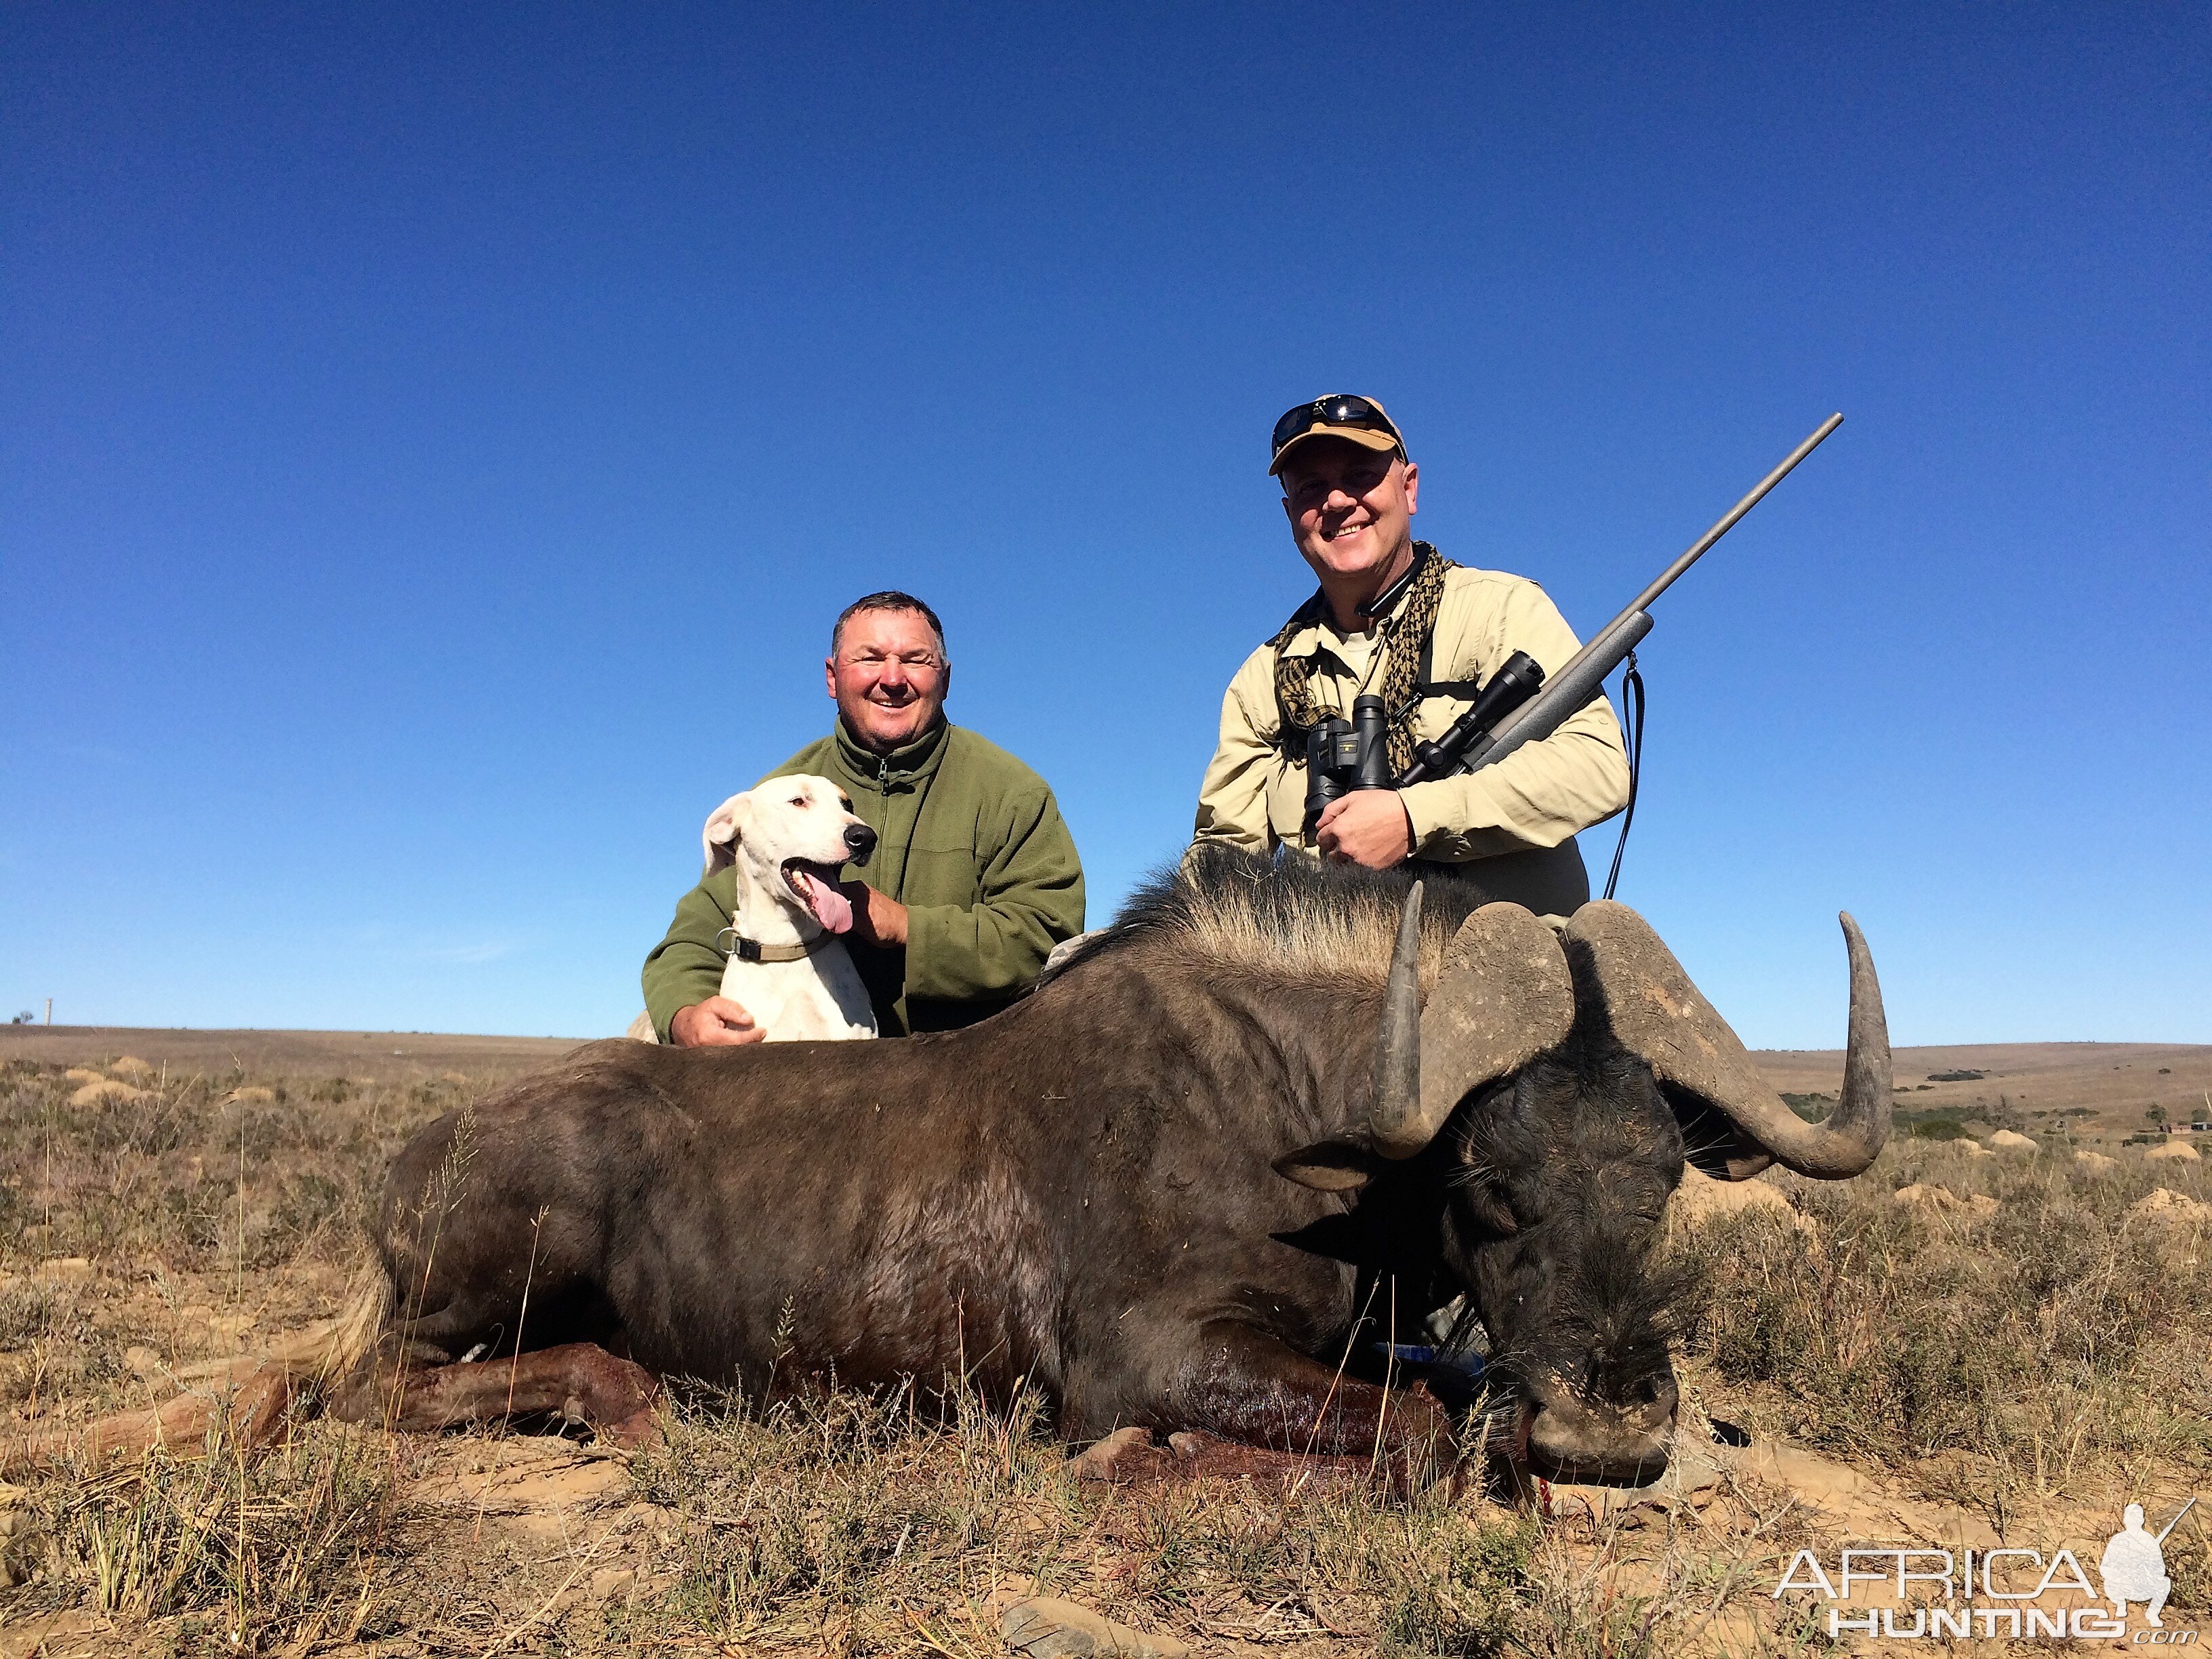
[1193,563,1631,887]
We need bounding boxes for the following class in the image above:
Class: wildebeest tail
[298,1259,394,1389]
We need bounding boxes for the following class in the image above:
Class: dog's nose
[844,823,878,863]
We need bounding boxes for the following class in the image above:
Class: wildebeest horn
[1369,892,1577,1159]
[1565,902,1892,1180]
[1368,882,1426,1151]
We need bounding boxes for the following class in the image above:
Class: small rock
[2127,1189,2212,1225]
[1668,1164,1805,1230]
[62,1068,103,1086]
[2074,1149,2118,1172]
[2145,1139,2202,1163]
[1000,1595,1190,1658]
[225,1086,276,1104]
[1986,1130,2038,1153]
[37,1257,96,1284]
[1956,1138,1992,1157]
[123,1346,164,1378]
[108,1056,155,1079]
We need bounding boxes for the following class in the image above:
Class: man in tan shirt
[1192,395,1631,914]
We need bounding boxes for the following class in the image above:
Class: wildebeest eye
[1462,1182,1518,1236]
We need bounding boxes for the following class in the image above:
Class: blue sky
[3,4,2205,1046]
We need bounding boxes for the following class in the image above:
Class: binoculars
[1302,695,1394,828]
[1300,651,1548,832]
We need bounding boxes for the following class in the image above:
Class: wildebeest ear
[1273,1141,1380,1193]
[701,792,753,876]
[1665,1084,1778,1182]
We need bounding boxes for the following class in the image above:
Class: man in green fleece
[642,591,1085,1042]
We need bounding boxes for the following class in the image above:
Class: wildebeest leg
[1157,1319,1456,1486]
[332,1343,661,1447]
[0,1361,298,1478]
[1068,1423,1376,1488]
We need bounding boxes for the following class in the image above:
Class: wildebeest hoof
[1067,1425,1175,1482]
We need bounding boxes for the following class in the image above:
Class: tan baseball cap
[1269,394,1406,475]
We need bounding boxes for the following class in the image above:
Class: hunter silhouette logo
[2104,1499,2190,1629]
[1772,1496,2199,1642]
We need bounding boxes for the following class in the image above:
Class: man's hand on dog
[670,996,764,1047]
[840,881,909,947]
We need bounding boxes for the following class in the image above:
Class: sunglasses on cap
[1270,394,1404,461]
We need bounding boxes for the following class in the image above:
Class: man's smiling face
[825,606,949,754]
[1279,436,1420,590]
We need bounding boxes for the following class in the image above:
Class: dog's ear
[701,792,752,876]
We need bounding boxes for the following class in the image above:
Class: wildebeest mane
[1076,846,1498,991]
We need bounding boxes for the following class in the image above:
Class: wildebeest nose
[844,823,878,861]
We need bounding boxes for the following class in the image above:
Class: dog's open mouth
[781,859,854,933]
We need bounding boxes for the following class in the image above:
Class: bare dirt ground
[0,1029,2205,1656]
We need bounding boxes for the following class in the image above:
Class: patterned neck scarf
[1271,541,1454,775]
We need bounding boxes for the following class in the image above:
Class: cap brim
[1269,424,1403,475]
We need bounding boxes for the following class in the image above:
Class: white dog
[626,775,880,1043]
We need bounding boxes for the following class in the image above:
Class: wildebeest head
[1276,884,1891,1484]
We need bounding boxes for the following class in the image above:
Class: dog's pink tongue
[797,870,854,933]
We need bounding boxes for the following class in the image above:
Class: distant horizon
[9,1021,2211,1057]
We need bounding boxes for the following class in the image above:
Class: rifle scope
[1393,651,1547,785]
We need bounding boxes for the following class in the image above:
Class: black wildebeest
[339,851,1889,1483]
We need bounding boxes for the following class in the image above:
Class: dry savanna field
[0,1025,2205,1657]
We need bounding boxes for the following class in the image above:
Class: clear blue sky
[4,4,2205,1046]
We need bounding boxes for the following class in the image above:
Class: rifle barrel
[2157,1496,2197,1544]
[1479,413,1842,762]
[1624,411,1843,618]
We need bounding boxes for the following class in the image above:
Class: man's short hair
[832,590,947,657]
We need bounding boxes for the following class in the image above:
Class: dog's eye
[790,798,808,808]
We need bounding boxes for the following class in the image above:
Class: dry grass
[0,1046,2205,1655]
[615,1383,1540,1654]
[15,1423,394,1645]
[1675,1138,2212,1501]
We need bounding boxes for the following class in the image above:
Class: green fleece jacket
[641,720,1085,1038]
